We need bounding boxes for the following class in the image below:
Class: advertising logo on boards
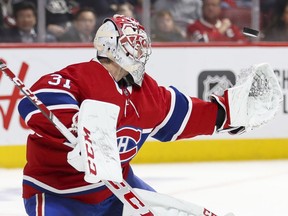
[198,70,236,101]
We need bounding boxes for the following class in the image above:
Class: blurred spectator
[0,22,4,41]
[151,10,186,42]
[221,0,237,8]
[1,0,15,28]
[186,0,247,42]
[0,0,38,30]
[221,1,251,30]
[46,0,79,39]
[260,0,279,31]
[124,0,158,22]
[77,0,117,27]
[59,7,96,42]
[116,2,134,18]
[153,0,202,33]
[221,0,252,8]
[2,1,56,42]
[263,1,288,41]
[12,0,37,4]
[76,0,146,28]
[0,2,3,28]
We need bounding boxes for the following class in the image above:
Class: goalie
[18,15,282,216]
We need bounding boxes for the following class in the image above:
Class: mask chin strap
[124,74,136,86]
[117,74,137,88]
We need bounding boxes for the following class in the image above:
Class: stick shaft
[0,61,154,215]
[0,62,77,146]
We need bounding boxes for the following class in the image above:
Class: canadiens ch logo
[116,126,142,162]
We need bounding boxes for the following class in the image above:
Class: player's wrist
[210,94,246,135]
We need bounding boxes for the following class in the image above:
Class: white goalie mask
[94,14,152,86]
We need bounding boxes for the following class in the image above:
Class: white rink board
[0,46,287,146]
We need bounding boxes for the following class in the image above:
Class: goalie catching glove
[212,62,283,134]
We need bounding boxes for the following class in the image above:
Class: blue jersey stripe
[23,180,106,196]
[152,86,189,142]
[18,92,78,120]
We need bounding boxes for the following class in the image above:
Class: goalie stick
[0,61,230,216]
[0,62,77,147]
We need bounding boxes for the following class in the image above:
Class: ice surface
[1,160,288,216]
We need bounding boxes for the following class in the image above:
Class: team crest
[117,126,142,162]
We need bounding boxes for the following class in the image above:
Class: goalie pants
[23,167,155,216]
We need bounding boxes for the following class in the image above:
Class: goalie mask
[94,14,151,86]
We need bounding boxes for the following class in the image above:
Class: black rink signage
[198,70,236,101]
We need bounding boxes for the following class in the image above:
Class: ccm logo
[83,127,97,176]
[108,181,154,216]
[203,208,217,216]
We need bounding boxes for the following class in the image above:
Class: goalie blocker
[211,62,282,134]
